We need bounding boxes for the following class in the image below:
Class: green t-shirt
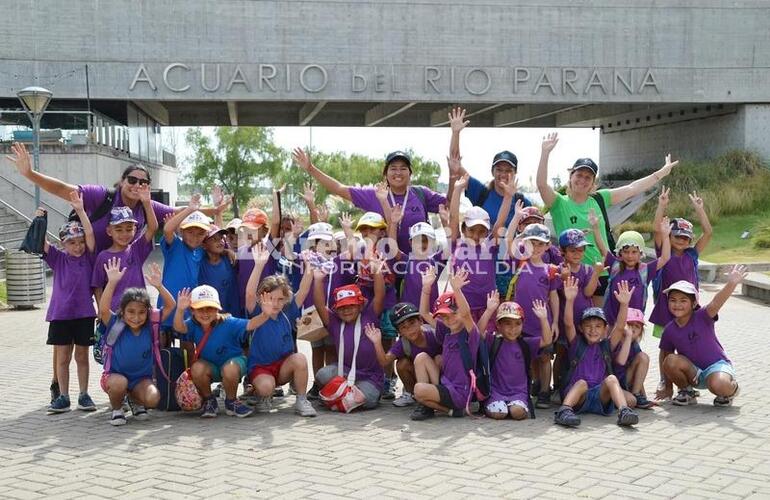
[549,189,612,272]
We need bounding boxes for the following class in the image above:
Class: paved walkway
[0,284,769,499]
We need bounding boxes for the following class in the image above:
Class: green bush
[752,221,770,249]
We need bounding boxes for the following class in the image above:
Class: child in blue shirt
[199,225,239,315]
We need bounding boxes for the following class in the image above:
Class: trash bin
[5,249,46,309]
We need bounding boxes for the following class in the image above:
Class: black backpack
[68,189,116,224]
[591,193,616,253]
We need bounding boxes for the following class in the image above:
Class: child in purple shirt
[91,186,158,312]
[477,296,553,420]
[43,191,98,414]
[411,268,479,420]
[657,267,745,407]
[613,308,653,409]
[554,277,639,428]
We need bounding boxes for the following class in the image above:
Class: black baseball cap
[385,151,412,170]
[569,158,599,176]
[389,302,420,326]
[492,150,518,169]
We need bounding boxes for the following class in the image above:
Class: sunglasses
[125,175,150,186]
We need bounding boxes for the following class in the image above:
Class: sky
[170,125,600,192]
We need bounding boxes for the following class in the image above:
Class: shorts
[485,399,529,415]
[576,384,614,416]
[100,372,152,392]
[694,360,735,389]
[310,335,334,349]
[594,275,609,297]
[47,317,95,346]
[380,310,398,340]
[248,354,290,382]
[201,356,248,382]
[436,384,462,411]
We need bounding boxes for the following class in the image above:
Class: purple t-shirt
[488,335,540,403]
[91,237,154,312]
[327,303,384,391]
[388,325,443,360]
[612,340,641,383]
[556,263,595,335]
[649,247,699,326]
[659,308,730,369]
[79,184,174,254]
[563,338,609,396]
[438,323,480,409]
[348,185,446,253]
[395,253,447,311]
[43,246,96,321]
[452,239,499,310]
[512,261,558,338]
[236,241,278,315]
[603,253,659,326]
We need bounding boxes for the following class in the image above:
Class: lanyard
[387,186,410,230]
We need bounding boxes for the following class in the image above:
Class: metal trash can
[5,249,46,308]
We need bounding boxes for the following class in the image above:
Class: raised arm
[68,190,95,253]
[339,212,357,259]
[548,288,560,341]
[505,199,525,253]
[293,259,314,307]
[446,108,470,204]
[5,142,77,200]
[583,261,605,298]
[705,265,747,318]
[448,268,474,332]
[301,182,320,224]
[449,172,468,243]
[370,255,386,317]
[164,193,201,244]
[532,299,554,348]
[364,324,396,368]
[587,208,609,259]
[477,291,500,339]
[656,216,672,270]
[419,266,438,328]
[138,183,159,242]
[270,185,284,239]
[144,263,175,322]
[490,177,515,243]
[562,275,579,344]
[312,268,331,326]
[173,288,191,334]
[689,192,713,254]
[609,154,679,205]
[615,326,634,366]
[536,133,559,208]
[652,186,669,249]
[99,257,126,325]
[374,181,394,226]
[244,243,270,315]
[292,148,352,201]
[609,280,633,349]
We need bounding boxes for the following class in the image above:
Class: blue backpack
[652,247,699,303]
[457,329,491,413]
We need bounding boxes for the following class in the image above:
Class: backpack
[651,247,699,303]
[591,192,616,253]
[560,337,613,394]
[604,260,649,309]
[68,189,116,224]
[458,329,492,414]
[97,309,169,382]
[505,261,559,301]
[488,336,536,418]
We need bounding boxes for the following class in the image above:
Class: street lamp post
[17,86,53,210]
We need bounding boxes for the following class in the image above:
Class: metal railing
[0,171,69,220]
[0,195,60,243]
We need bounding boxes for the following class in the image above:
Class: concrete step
[0,228,29,245]
[742,272,770,304]
[0,219,28,231]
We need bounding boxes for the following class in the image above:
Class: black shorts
[593,275,609,297]
[436,384,460,411]
[47,317,95,346]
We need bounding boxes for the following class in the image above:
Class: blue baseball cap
[109,206,138,226]
[492,150,518,169]
[559,228,592,249]
[581,307,607,323]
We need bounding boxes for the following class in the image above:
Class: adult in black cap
[446,108,532,228]
[536,132,679,303]
[292,147,446,253]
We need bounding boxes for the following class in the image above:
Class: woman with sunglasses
[6,142,226,253]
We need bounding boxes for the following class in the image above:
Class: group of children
[41,156,744,429]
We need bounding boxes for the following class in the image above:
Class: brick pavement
[1,283,769,499]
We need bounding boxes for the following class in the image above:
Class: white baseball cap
[180,211,211,231]
[663,280,699,301]
[409,222,436,240]
[190,285,222,310]
[225,218,242,231]
[307,222,334,241]
[462,206,491,230]
[333,230,346,241]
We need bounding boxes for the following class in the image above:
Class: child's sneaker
[381,377,396,400]
[535,392,551,409]
[254,396,272,413]
[294,398,317,417]
[110,409,127,426]
[77,392,97,412]
[673,388,698,406]
[554,406,580,427]
[200,396,219,418]
[447,408,465,418]
[225,398,254,418]
[410,404,435,421]
[617,407,639,426]
[272,387,285,398]
[634,393,654,409]
[714,384,740,407]
[392,392,415,407]
[48,394,71,414]
[49,381,61,405]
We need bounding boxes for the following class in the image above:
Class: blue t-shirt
[247,300,302,368]
[181,316,250,367]
[160,236,203,327]
[199,257,239,316]
[465,176,531,227]
[106,314,154,383]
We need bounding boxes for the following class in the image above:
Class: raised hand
[251,242,270,266]
[5,142,32,176]
[447,154,464,179]
[137,183,152,203]
[188,193,202,211]
[613,280,635,305]
[486,290,500,312]
[623,324,634,338]
[374,181,389,202]
[68,190,84,213]
[559,264,571,282]
[588,208,600,229]
[212,185,224,206]
[214,194,232,214]
[448,107,470,133]
[689,191,705,211]
[658,185,670,207]
[144,262,163,289]
[364,323,382,344]
[658,153,679,178]
[541,132,559,154]
[499,175,519,198]
[532,299,548,320]
[176,288,192,311]
[659,215,672,236]
[437,203,450,226]
[292,148,312,171]
[104,257,126,283]
[449,267,470,291]
[317,205,329,223]
[301,182,316,204]
[420,265,437,288]
[593,261,607,276]
[453,172,469,192]
[391,204,404,226]
[563,275,579,300]
[725,264,748,285]
[339,212,353,231]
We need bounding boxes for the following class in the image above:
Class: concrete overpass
[1,0,770,173]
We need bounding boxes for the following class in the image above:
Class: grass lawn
[699,210,770,263]
[0,282,6,303]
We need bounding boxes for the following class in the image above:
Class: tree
[185,127,285,217]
